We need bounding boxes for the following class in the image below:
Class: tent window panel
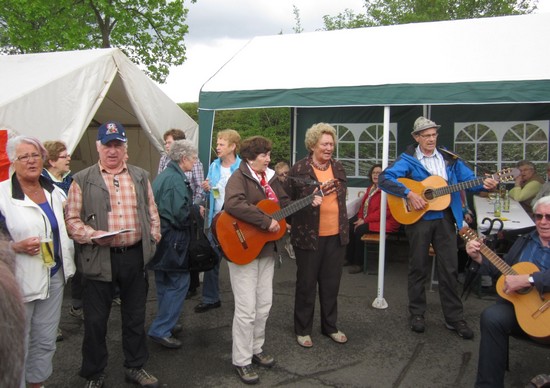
[341,159,356,177]
[455,121,549,176]
[334,123,397,178]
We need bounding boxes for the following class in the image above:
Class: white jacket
[0,175,75,303]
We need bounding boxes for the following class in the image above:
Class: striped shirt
[65,163,160,246]
[415,147,448,181]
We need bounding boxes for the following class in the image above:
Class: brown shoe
[124,368,159,388]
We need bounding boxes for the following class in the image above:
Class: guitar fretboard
[271,193,316,221]
[432,177,486,198]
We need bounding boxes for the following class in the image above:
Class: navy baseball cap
[97,121,127,145]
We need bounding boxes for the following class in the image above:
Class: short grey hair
[533,195,550,213]
[169,140,197,162]
[6,136,47,163]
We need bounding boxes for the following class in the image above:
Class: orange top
[314,165,339,236]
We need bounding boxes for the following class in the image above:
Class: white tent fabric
[201,13,550,109]
[0,48,197,172]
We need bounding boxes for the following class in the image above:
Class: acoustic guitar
[212,179,339,265]
[387,168,518,225]
[459,227,550,340]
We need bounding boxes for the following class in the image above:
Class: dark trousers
[80,247,149,379]
[405,214,464,322]
[294,235,344,336]
[476,301,522,388]
[346,216,370,266]
[71,269,83,307]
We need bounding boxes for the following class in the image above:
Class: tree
[322,0,537,30]
[0,0,194,83]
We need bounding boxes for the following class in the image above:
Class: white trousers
[22,270,64,385]
[227,251,275,367]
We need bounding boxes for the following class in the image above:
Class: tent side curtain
[199,80,550,111]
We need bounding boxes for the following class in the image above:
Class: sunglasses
[534,213,550,222]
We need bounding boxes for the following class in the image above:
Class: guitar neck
[478,242,517,276]
[432,176,485,198]
[272,193,315,221]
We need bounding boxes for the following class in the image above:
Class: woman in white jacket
[0,136,75,388]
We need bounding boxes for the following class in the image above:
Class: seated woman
[345,164,400,274]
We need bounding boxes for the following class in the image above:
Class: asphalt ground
[49,241,549,387]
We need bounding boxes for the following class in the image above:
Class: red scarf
[258,172,278,202]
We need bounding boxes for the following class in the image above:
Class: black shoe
[84,373,105,388]
[171,324,183,336]
[194,301,221,313]
[185,288,198,300]
[445,320,474,339]
[252,352,275,368]
[234,364,259,385]
[149,335,182,349]
[410,315,425,333]
[348,265,363,274]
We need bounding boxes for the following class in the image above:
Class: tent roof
[199,13,550,110]
[0,48,197,152]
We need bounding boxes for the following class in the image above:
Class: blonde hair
[217,129,241,155]
[304,123,336,152]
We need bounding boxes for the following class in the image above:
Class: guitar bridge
[232,222,248,250]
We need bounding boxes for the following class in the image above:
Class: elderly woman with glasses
[41,140,73,196]
[0,135,75,388]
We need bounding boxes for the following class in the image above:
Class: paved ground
[49,241,549,387]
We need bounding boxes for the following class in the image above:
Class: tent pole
[373,106,390,309]
[291,108,298,165]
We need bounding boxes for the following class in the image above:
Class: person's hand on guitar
[406,190,427,210]
[267,218,280,233]
[465,239,483,263]
[502,274,532,294]
[311,192,323,208]
[482,177,499,191]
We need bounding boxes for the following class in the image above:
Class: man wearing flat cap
[65,121,161,387]
[379,116,497,339]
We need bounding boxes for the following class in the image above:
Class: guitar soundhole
[517,286,532,295]
[424,189,434,200]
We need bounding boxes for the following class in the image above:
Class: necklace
[310,157,330,171]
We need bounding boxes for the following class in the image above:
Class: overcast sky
[157,0,550,103]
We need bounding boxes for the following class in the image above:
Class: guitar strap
[286,175,322,186]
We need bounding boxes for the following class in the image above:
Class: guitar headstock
[320,179,341,196]
[491,168,520,182]
[458,226,478,243]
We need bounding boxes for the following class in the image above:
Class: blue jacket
[205,155,241,226]
[378,145,483,226]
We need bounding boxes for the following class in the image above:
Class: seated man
[466,196,550,388]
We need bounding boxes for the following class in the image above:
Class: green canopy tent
[198,13,550,307]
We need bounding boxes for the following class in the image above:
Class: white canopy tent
[198,13,550,308]
[0,48,197,175]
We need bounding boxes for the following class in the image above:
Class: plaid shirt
[158,155,205,204]
[65,163,161,246]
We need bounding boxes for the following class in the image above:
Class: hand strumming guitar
[482,176,499,191]
[406,190,427,210]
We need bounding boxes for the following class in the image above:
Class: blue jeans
[476,300,522,388]
[148,270,190,338]
[201,230,222,304]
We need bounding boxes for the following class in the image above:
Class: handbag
[188,206,218,272]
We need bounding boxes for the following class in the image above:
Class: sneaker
[124,368,159,388]
[252,352,275,368]
[234,364,259,385]
[84,374,105,388]
[70,306,84,320]
[445,320,474,339]
[112,297,122,305]
[410,315,425,333]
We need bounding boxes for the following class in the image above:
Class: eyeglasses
[277,172,289,177]
[15,153,42,163]
[418,133,439,139]
[58,154,71,159]
[534,213,550,222]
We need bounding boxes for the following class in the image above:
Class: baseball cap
[97,121,127,145]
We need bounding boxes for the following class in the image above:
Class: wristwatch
[528,274,535,286]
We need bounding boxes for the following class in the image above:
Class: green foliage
[322,0,537,29]
[179,103,292,167]
[0,0,194,83]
